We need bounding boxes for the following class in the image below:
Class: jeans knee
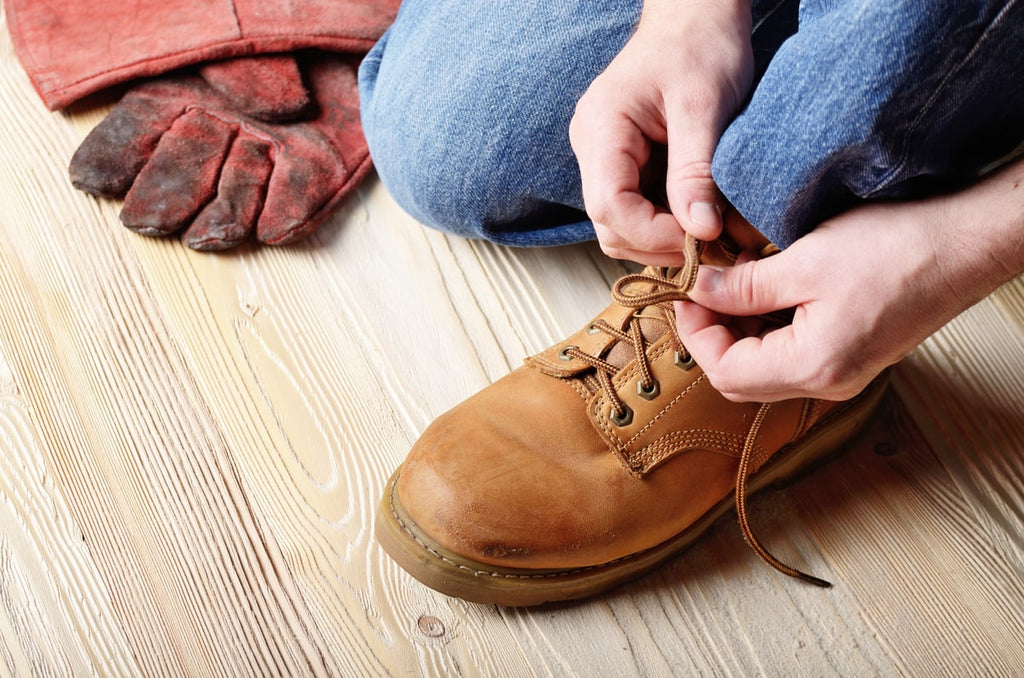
[358,50,460,235]
[360,54,531,241]
[357,0,639,246]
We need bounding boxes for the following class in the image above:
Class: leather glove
[69,52,371,250]
[197,54,311,122]
[5,0,399,110]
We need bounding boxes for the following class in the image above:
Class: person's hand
[70,52,372,250]
[675,161,1024,402]
[569,0,753,266]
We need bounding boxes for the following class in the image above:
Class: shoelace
[568,233,831,588]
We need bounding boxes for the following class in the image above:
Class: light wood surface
[1,10,1023,676]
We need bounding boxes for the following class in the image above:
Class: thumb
[664,111,724,241]
[686,256,800,316]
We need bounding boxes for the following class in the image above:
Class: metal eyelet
[636,379,660,400]
[586,323,601,335]
[609,405,634,427]
[558,345,579,361]
[674,350,696,371]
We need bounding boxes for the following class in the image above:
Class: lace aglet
[796,572,832,588]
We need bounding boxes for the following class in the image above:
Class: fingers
[664,105,724,242]
[674,300,803,401]
[69,83,191,197]
[120,109,237,236]
[199,55,311,122]
[570,102,690,265]
[591,211,694,266]
[675,251,816,402]
[686,254,804,317]
[184,134,274,250]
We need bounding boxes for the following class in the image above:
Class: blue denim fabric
[716,0,1024,246]
[359,0,1024,248]
[358,0,640,247]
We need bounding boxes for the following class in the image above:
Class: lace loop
[611,233,701,307]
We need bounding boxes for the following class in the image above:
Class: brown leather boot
[377,229,888,606]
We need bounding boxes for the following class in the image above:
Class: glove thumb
[199,54,310,122]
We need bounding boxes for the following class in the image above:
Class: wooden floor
[2,14,1024,677]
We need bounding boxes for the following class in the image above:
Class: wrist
[639,0,752,36]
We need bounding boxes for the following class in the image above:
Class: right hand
[569,0,754,266]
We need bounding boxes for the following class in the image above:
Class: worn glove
[69,52,370,250]
[197,54,311,122]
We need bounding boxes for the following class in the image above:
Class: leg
[714,0,1024,247]
[358,0,641,247]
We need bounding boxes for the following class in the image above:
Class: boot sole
[376,373,889,606]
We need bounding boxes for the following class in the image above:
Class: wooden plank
[1,4,1024,674]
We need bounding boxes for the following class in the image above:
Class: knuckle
[587,202,616,230]
[732,262,764,308]
[667,158,715,184]
[569,93,606,137]
[697,363,729,393]
[594,229,627,259]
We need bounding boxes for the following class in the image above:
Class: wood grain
[1,7,1023,675]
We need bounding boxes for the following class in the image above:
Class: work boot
[377,227,888,606]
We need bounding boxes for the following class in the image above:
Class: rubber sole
[376,374,890,606]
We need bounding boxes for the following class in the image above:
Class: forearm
[934,155,1024,310]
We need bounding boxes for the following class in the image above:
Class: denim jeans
[358,0,1024,249]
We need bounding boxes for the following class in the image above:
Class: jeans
[358,0,1024,249]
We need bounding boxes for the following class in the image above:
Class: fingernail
[688,201,722,234]
[695,266,723,294]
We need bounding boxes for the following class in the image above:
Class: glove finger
[183,133,274,251]
[69,82,194,197]
[198,55,310,122]
[120,109,237,236]
[254,141,332,245]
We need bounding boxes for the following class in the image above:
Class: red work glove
[5,0,399,110]
[197,55,311,122]
[69,52,370,250]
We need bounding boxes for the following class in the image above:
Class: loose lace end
[737,402,836,590]
[796,572,832,589]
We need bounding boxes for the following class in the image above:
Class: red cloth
[5,0,399,109]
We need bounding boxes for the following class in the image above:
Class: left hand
[675,170,1024,402]
[568,0,753,266]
